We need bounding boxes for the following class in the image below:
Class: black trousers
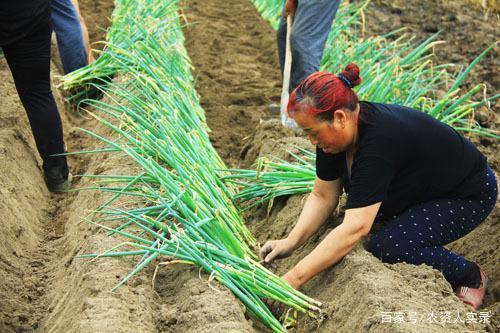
[1,19,68,175]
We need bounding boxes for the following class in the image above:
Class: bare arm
[260,176,342,263]
[283,202,381,289]
[287,176,342,248]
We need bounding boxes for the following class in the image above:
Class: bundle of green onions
[222,147,315,211]
[228,0,498,209]
[65,0,322,331]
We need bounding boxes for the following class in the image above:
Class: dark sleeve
[315,147,344,181]
[345,140,396,209]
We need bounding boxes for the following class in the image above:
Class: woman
[1,0,70,192]
[259,63,497,310]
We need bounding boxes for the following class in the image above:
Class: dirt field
[0,0,497,332]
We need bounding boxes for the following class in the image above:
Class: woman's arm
[287,176,342,248]
[260,176,342,263]
[282,202,381,289]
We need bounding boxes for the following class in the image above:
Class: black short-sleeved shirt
[0,0,49,46]
[316,102,486,219]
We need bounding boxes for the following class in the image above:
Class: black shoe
[44,168,72,193]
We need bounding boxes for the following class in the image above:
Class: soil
[181,0,285,166]
[367,0,499,95]
[0,0,497,332]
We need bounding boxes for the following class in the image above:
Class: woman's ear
[333,109,347,129]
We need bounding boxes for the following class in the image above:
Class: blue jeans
[51,0,87,74]
[277,0,341,92]
[366,166,498,288]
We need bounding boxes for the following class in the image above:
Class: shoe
[454,269,487,310]
[44,169,72,193]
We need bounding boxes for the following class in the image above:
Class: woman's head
[287,63,362,153]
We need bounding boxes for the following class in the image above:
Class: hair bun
[340,63,362,87]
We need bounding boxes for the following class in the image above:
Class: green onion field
[0,0,497,332]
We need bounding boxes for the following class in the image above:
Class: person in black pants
[260,63,497,310]
[1,0,70,192]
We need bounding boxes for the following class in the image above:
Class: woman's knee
[366,233,389,259]
[366,232,410,263]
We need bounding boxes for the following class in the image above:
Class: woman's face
[293,108,358,154]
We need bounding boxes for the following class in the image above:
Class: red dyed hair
[287,63,362,120]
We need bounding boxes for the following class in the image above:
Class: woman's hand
[259,178,341,266]
[259,238,297,264]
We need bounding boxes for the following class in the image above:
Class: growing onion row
[62,0,322,331]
